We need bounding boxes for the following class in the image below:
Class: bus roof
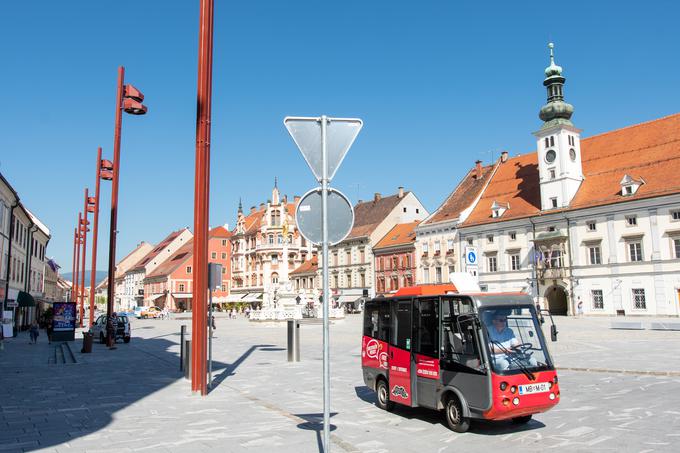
[393,284,458,297]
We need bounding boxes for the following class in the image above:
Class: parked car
[89,314,131,344]
[133,306,146,319]
[140,306,162,319]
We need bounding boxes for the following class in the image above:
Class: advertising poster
[2,310,12,338]
[52,302,76,341]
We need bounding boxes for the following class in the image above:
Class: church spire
[539,42,574,129]
[238,197,243,214]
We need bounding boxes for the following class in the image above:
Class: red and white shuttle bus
[361,278,560,432]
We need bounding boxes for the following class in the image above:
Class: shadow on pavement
[294,412,338,453]
[209,344,280,392]
[0,331,269,452]
[352,385,546,435]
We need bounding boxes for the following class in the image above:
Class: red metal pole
[75,213,82,320]
[80,189,89,328]
[106,67,124,320]
[89,148,102,326]
[72,228,77,302]
[192,0,215,396]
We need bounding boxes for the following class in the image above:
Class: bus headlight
[549,393,556,400]
[500,381,508,391]
[512,397,520,406]
[510,386,517,394]
[502,398,510,407]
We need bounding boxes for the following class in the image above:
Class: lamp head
[123,98,147,115]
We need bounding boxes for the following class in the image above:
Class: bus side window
[378,303,390,342]
[363,302,379,338]
[392,300,412,350]
[454,316,483,369]
[414,298,438,357]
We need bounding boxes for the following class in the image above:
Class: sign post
[284,115,362,452]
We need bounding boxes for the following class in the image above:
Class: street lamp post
[105,66,147,322]
[75,213,82,313]
[191,0,215,396]
[71,227,78,302]
[88,147,109,327]
[79,189,90,328]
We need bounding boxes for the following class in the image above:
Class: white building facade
[448,44,680,316]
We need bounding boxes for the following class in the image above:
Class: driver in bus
[486,311,537,370]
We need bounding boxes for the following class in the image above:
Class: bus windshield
[480,306,552,375]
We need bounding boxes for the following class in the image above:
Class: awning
[148,293,165,301]
[172,293,193,299]
[224,294,246,303]
[241,293,263,303]
[17,291,35,307]
[335,295,360,306]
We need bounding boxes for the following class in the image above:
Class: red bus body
[361,286,560,431]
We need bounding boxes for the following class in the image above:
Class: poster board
[1,310,12,338]
[52,302,76,341]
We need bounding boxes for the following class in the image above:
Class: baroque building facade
[230,183,314,308]
[444,43,680,316]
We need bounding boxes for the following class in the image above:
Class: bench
[649,322,680,331]
[610,321,645,330]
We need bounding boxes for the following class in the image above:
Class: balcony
[538,267,567,280]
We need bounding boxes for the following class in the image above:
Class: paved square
[1,315,679,452]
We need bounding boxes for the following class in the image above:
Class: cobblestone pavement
[0,315,679,452]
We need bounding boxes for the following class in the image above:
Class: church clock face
[545,149,557,164]
[569,148,576,161]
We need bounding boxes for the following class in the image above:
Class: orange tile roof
[462,113,680,227]
[290,256,318,275]
[210,226,232,237]
[146,239,194,279]
[374,221,420,250]
[348,193,409,239]
[131,229,187,272]
[422,165,495,225]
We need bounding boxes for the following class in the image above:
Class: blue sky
[1,1,678,273]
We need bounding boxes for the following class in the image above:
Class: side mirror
[550,324,558,342]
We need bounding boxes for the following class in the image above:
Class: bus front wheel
[376,379,395,412]
[444,394,470,433]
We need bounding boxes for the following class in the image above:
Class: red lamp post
[75,213,82,311]
[79,190,91,328]
[192,0,215,396]
[105,66,147,322]
[71,227,78,302]
[87,147,110,327]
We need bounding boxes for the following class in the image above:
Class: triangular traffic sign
[284,116,363,182]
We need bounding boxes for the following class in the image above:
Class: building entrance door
[545,285,568,315]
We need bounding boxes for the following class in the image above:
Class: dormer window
[491,201,509,218]
[620,174,644,197]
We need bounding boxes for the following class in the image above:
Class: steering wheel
[510,342,534,355]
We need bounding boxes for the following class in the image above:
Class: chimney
[294,195,300,204]
[398,186,404,198]
[374,193,381,202]
[260,202,265,210]
[250,206,256,214]
[358,199,363,204]
[474,160,482,179]
[501,151,509,163]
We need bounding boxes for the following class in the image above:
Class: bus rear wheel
[444,394,470,433]
[512,415,532,424]
[376,379,394,412]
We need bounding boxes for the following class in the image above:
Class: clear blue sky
[1,1,678,274]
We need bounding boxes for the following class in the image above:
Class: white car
[90,314,131,344]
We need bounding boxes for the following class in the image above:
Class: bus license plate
[518,383,550,395]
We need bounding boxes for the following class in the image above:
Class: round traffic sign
[467,251,477,264]
[295,187,354,245]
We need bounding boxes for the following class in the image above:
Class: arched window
[271,272,279,284]
[268,235,274,245]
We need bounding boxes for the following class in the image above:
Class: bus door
[388,299,413,406]
[440,297,490,411]
[413,297,440,409]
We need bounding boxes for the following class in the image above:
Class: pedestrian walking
[46,316,54,344]
[106,313,118,349]
[29,321,39,344]
[577,298,584,317]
